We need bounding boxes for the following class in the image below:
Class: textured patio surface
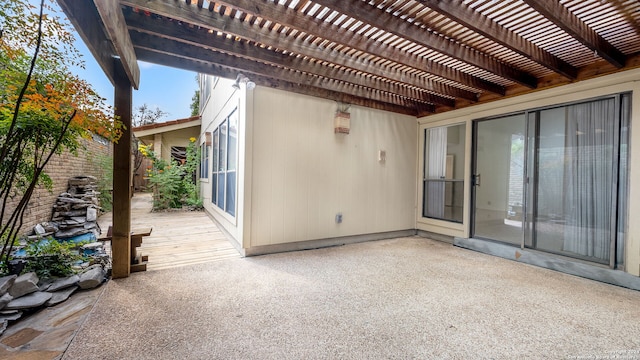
[0,193,239,360]
[61,236,640,359]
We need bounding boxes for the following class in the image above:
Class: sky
[66,23,198,123]
[73,40,199,123]
[21,0,198,122]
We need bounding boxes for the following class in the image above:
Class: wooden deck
[99,193,241,271]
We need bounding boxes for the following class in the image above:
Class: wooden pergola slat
[124,10,478,102]
[522,0,626,68]
[132,37,433,112]
[310,0,538,88]
[121,0,506,95]
[417,0,577,80]
[134,48,424,116]
[127,19,455,107]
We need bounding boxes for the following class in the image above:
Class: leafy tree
[190,89,200,116]
[131,105,168,189]
[0,0,123,265]
[133,103,168,127]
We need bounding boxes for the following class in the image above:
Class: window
[212,128,219,205]
[171,146,187,165]
[226,110,238,216]
[200,134,210,179]
[199,74,211,111]
[211,108,238,216]
[423,123,465,223]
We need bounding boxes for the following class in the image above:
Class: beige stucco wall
[247,87,417,248]
[200,76,417,252]
[417,67,640,276]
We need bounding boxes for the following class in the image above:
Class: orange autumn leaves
[0,0,123,144]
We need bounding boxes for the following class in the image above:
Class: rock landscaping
[37,175,102,240]
[0,175,112,336]
[0,265,108,336]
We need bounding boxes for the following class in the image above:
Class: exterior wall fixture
[232,73,255,90]
[334,102,351,134]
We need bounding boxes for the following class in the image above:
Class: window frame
[210,108,238,217]
[200,134,210,180]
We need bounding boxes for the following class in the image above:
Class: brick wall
[2,135,113,236]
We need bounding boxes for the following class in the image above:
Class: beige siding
[417,67,640,276]
[249,87,417,247]
[137,127,199,163]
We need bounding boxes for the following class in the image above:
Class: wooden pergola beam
[127,20,454,107]
[132,37,431,112]
[522,0,626,68]
[94,0,141,89]
[120,0,504,95]
[134,48,424,116]
[56,0,117,86]
[58,0,135,278]
[111,59,133,279]
[124,10,477,102]
[417,0,577,80]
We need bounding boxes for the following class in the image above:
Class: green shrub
[147,162,184,209]
[24,238,89,279]
[141,138,202,210]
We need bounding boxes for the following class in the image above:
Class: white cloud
[138,61,156,70]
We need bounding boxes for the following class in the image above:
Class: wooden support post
[112,60,133,279]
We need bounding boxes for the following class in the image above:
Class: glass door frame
[471,94,629,269]
[470,111,528,249]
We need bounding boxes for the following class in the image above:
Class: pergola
[56,0,640,278]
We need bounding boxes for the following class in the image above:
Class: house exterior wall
[137,127,200,163]
[199,77,248,249]
[3,136,112,235]
[247,87,417,248]
[417,67,640,276]
[199,76,417,252]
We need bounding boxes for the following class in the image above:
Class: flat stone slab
[82,242,103,251]
[86,207,97,222]
[0,311,22,322]
[5,292,52,311]
[45,286,78,307]
[0,276,17,296]
[0,293,12,310]
[78,265,105,290]
[47,275,79,293]
[8,272,39,298]
[1,327,44,348]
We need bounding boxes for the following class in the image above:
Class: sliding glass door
[473,114,526,245]
[472,94,630,267]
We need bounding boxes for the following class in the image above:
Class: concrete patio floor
[2,193,639,359]
[61,235,640,359]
